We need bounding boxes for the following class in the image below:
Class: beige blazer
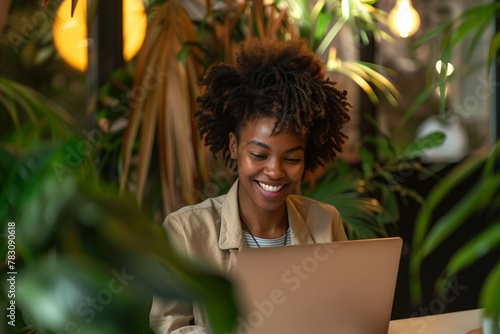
[150,179,347,334]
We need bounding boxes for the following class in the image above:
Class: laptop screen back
[233,237,403,334]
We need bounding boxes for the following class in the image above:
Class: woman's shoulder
[287,194,339,215]
[166,193,227,223]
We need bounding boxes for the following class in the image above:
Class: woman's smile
[255,180,287,197]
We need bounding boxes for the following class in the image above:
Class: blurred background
[1,0,499,333]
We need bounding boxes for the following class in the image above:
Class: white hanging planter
[415,113,469,163]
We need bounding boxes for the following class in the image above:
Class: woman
[150,37,351,334]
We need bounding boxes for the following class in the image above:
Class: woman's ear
[228,132,237,157]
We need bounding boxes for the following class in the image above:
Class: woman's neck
[239,203,288,239]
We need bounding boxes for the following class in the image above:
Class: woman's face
[229,117,306,215]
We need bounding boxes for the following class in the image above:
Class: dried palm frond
[120,1,203,215]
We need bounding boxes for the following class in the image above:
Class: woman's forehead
[238,117,306,147]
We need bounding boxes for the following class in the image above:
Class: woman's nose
[264,159,285,179]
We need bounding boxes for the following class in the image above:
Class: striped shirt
[243,228,291,248]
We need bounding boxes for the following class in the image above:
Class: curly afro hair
[194,37,351,173]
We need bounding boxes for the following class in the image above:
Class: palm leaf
[292,0,313,41]
[303,171,390,239]
[120,6,166,195]
[0,93,21,137]
[333,64,379,103]
[346,61,399,106]
[0,76,76,144]
[327,59,400,106]
[317,18,346,55]
[120,2,202,215]
[355,62,400,95]
[253,0,266,37]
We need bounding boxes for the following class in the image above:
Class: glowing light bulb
[388,0,421,38]
[53,0,147,72]
[435,60,455,76]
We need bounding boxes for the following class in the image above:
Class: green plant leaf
[402,79,443,123]
[401,131,446,160]
[304,167,390,240]
[317,18,345,55]
[354,61,399,95]
[294,0,313,41]
[437,42,452,116]
[449,12,486,48]
[444,222,500,278]
[412,150,487,248]
[410,150,487,301]
[398,185,424,204]
[377,188,400,225]
[466,20,489,63]
[489,31,500,72]
[363,137,394,157]
[34,45,53,65]
[483,142,500,178]
[358,146,374,177]
[0,93,21,136]
[303,176,362,198]
[333,65,379,104]
[410,20,453,50]
[420,173,500,258]
[479,261,500,321]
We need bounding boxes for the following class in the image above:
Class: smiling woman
[229,117,306,239]
[150,37,352,334]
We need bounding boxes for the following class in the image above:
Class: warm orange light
[388,0,420,38]
[53,0,147,72]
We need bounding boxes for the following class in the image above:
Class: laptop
[232,237,403,334]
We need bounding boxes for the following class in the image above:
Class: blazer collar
[219,179,244,250]
[218,179,315,250]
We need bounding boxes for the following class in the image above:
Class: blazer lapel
[286,197,316,245]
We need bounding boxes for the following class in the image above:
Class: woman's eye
[285,157,301,164]
[250,153,267,160]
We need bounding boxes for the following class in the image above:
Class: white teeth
[258,182,284,193]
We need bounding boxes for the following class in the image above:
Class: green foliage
[0,72,239,334]
[291,0,391,54]
[0,140,239,334]
[0,76,76,146]
[303,164,387,239]
[410,1,500,116]
[304,124,445,240]
[96,68,134,127]
[410,142,500,332]
[288,0,399,107]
